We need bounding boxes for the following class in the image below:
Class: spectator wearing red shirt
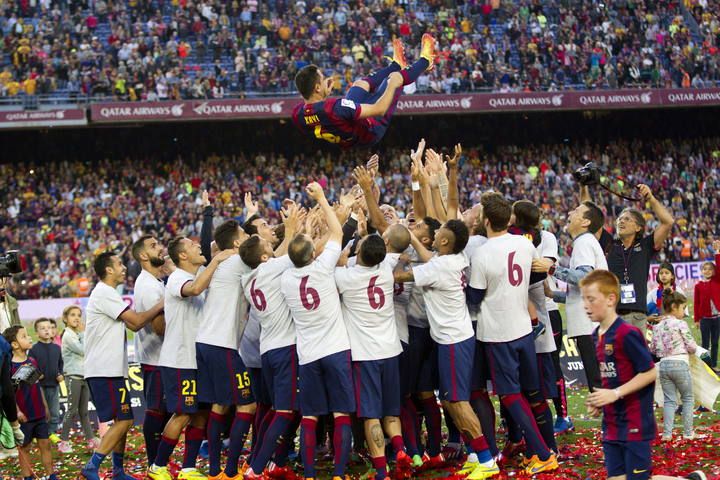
[694,244,720,371]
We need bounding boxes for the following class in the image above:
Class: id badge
[620,283,636,304]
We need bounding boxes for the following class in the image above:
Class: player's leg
[19,441,34,478]
[298,357,330,479]
[624,440,652,480]
[83,378,134,479]
[180,410,209,475]
[574,334,602,391]
[324,350,356,478]
[143,365,169,464]
[149,368,196,478]
[110,430,136,480]
[224,380,256,477]
[398,33,436,86]
[438,338,497,479]
[417,331,442,460]
[487,338,552,467]
[247,347,298,477]
[549,310,570,430]
[469,341,498,458]
[523,354,557,454]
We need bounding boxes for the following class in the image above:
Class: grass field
[6,309,720,479]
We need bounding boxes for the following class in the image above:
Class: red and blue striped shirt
[292,98,377,148]
[11,357,47,422]
[595,318,656,442]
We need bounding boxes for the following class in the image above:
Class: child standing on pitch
[3,325,58,480]
[650,291,708,440]
[580,271,707,480]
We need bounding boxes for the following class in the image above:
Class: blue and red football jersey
[595,318,656,442]
[11,357,47,422]
[292,98,377,148]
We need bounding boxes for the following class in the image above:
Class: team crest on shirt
[241,388,251,399]
[605,343,614,356]
[121,404,130,413]
[185,396,195,406]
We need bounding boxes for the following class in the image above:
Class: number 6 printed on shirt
[300,275,320,310]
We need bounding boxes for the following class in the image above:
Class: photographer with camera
[0,277,21,333]
[581,177,674,336]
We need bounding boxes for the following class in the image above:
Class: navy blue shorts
[407,326,438,393]
[196,342,254,406]
[142,364,166,412]
[353,356,401,419]
[536,353,558,400]
[603,440,652,480]
[261,345,299,411]
[19,418,49,446]
[437,337,475,402]
[298,350,355,416]
[471,340,491,391]
[249,367,270,406]
[161,367,202,414]
[486,333,539,395]
[346,77,400,147]
[87,377,134,422]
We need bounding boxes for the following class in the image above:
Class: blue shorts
[346,77,401,147]
[353,356,401,419]
[196,342,254,406]
[249,367,270,406]
[19,418,49,446]
[261,345,299,411]
[536,353,558,400]
[87,377,134,422]
[486,333,539,395]
[161,367,201,414]
[437,337,475,402]
[407,326,438,393]
[603,440,652,480]
[142,364,166,412]
[471,340,491,391]
[298,350,355,416]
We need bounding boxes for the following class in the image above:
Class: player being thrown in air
[292,34,436,148]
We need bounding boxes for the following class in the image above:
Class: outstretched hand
[306,182,326,202]
[244,192,259,218]
[445,143,462,168]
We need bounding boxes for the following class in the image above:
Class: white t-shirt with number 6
[470,233,539,343]
[335,256,402,361]
[280,241,350,365]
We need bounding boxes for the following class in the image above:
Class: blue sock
[87,452,107,470]
[207,411,226,476]
[332,415,352,476]
[112,452,124,471]
[400,58,430,85]
[224,411,254,477]
[250,411,295,473]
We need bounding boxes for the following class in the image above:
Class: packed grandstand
[2,0,720,101]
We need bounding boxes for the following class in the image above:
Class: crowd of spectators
[1,0,719,100]
[0,135,719,299]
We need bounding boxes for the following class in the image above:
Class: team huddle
[7,140,706,480]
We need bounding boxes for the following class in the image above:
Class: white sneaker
[0,447,19,460]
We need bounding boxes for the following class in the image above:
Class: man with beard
[131,235,172,465]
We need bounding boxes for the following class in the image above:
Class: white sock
[466,452,479,463]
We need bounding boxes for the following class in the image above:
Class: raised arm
[181,248,236,297]
[637,184,674,250]
[275,203,303,256]
[445,144,461,221]
[306,182,342,244]
[354,163,389,234]
[200,190,214,265]
[410,139,427,219]
[358,72,403,119]
[409,230,433,263]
